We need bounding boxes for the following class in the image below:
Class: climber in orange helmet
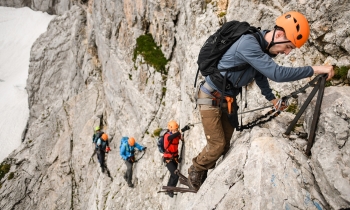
[189,11,335,191]
[96,133,110,173]
[120,136,147,188]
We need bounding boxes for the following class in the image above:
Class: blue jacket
[206,30,313,101]
[120,142,144,160]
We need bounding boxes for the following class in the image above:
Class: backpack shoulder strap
[125,143,130,152]
[249,27,264,50]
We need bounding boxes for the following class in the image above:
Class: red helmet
[276,11,310,48]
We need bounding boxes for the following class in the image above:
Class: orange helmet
[167,120,179,130]
[276,11,310,48]
[128,137,135,146]
[101,133,108,141]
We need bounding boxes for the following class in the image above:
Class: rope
[237,109,281,131]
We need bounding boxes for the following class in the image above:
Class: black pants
[124,160,134,185]
[96,149,105,168]
[166,160,179,187]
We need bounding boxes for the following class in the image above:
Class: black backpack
[194,20,263,92]
[157,129,170,153]
[93,131,104,144]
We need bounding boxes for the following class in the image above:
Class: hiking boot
[167,191,174,198]
[128,183,134,188]
[188,165,205,191]
[101,167,105,173]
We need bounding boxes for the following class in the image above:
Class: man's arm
[167,132,181,141]
[236,35,314,82]
[254,72,275,101]
[134,142,145,151]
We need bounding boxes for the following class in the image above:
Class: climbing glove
[181,125,191,132]
[142,147,147,151]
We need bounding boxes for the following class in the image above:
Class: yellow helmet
[167,120,179,130]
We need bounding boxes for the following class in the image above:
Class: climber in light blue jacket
[119,137,146,188]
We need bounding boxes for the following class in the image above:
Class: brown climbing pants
[192,89,235,171]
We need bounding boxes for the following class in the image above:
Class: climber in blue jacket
[120,137,146,188]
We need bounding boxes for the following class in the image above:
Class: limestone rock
[0,1,350,210]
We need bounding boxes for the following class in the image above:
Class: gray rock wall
[303,87,350,209]
[0,0,349,210]
[0,0,72,15]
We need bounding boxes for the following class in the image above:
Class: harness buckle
[211,98,220,106]
[211,90,221,98]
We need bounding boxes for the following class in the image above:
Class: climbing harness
[284,74,327,156]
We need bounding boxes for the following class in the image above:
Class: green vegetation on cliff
[0,162,11,181]
[133,34,168,74]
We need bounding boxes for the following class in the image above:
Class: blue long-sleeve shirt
[120,142,144,160]
[205,30,313,101]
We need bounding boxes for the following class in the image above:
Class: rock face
[0,1,349,210]
[0,0,71,15]
[304,87,350,209]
